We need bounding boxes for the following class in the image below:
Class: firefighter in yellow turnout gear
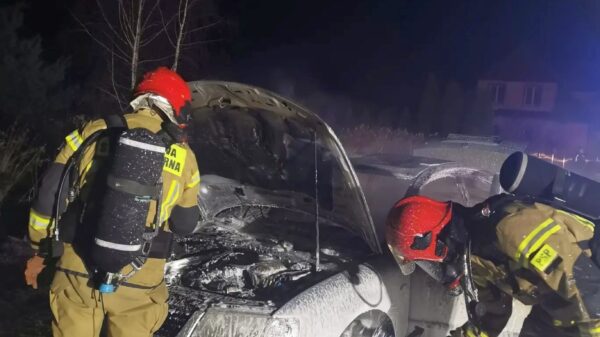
[385,195,600,337]
[24,67,201,337]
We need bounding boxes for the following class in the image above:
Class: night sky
[3,3,600,336]
[223,0,600,88]
[16,0,600,108]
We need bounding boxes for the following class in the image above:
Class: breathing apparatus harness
[39,116,128,259]
[41,114,182,293]
[449,194,531,333]
[429,195,526,335]
[461,239,486,334]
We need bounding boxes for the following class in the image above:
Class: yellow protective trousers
[49,270,168,337]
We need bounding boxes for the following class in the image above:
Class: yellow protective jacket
[468,199,600,337]
[28,108,201,289]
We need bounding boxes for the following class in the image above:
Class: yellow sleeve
[164,144,200,235]
[178,146,200,208]
[28,120,106,249]
[53,119,105,163]
[28,208,53,249]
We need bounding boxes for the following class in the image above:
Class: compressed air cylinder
[500,152,558,197]
[500,151,600,219]
[91,128,166,273]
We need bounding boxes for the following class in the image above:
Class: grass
[337,124,423,156]
[0,124,45,206]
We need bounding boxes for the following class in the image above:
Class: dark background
[13,0,600,116]
[0,0,598,240]
[0,0,597,240]
[1,1,600,336]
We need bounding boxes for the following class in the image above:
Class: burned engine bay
[159,206,373,335]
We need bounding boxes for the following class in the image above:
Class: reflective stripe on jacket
[470,200,600,337]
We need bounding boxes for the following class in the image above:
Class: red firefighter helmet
[134,67,192,124]
[385,195,452,271]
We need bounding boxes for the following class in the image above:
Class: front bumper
[176,307,298,337]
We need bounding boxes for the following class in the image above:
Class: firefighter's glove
[24,255,46,289]
[448,322,489,337]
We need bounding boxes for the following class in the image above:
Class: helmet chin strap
[461,239,478,302]
[460,238,487,332]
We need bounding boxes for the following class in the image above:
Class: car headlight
[179,307,299,337]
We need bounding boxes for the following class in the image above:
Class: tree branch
[181,37,223,47]
[109,48,123,108]
[70,12,130,63]
[138,54,176,64]
[158,6,177,48]
[98,29,131,58]
[95,0,129,46]
[140,26,168,47]
[187,19,223,34]
[141,0,161,31]
[172,0,190,70]
[118,0,135,47]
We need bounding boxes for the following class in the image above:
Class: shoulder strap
[467,194,529,264]
[469,194,529,224]
[69,115,128,188]
[104,114,128,129]
[159,121,186,146]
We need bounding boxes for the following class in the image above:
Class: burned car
[157,81,404,337]
[157,82,526,337]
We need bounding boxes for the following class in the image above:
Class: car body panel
[160,82,530,337]
[274,258,408,337]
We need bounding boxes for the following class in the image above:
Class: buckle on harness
[131,257,145,271]
[141,241,152,256]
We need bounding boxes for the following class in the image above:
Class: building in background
[477,47,590,161]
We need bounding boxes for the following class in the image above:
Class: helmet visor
[388,244,416,275]
[416,259,464,296]
[415,260,445,282]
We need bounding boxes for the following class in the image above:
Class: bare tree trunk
[131,0,145,90]
[172,0,190,71]
[73,0,221,100]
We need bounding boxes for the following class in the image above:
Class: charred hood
[186,81,380,253]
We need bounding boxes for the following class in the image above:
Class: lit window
[489,83,506,105]
[523,85,543,107]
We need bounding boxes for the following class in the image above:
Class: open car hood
[186,81,380,253]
